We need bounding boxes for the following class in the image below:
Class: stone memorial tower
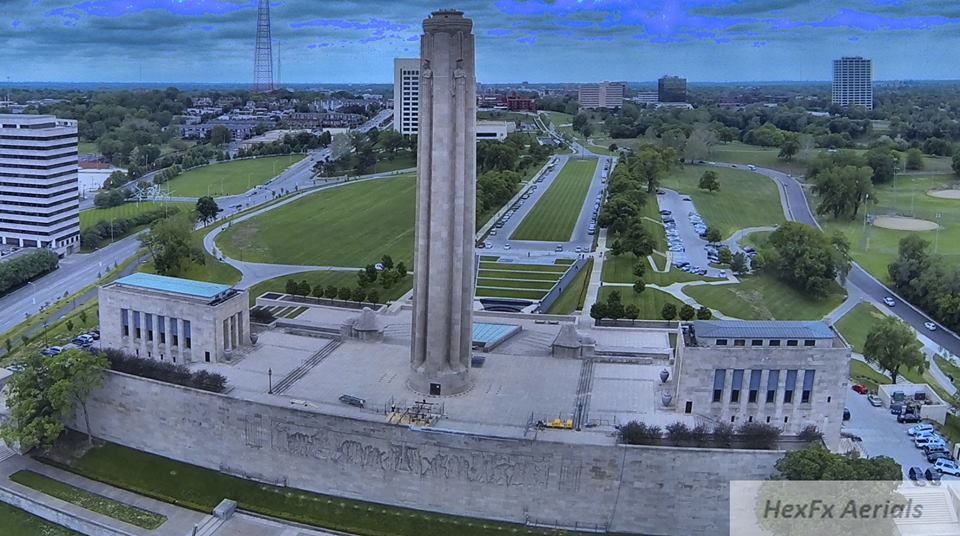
[409,10,476,396]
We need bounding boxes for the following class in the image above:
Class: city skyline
[1,1,959,84]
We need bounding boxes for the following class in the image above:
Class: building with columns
[98,273,250,364]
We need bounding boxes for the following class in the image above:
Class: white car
[915,435,945,449]
[908,424,935,436]
[503,244,511,250]
[925,322,938,331]
[883,296,896,307]
[935,458,960,476]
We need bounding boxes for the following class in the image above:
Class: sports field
[510,159,597,241]
[217,175,415,267]
[682,273,845,321]
[820,175,960,282]
[80,202,189,231]
[659,165,785,238]
[164,154,305,197]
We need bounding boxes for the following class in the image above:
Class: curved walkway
[203,172,408,289]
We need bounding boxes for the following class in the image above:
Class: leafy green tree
[338,287,353,301]
[4,338,11,352]
[632,262,646,279]
[379,269,398,289]
[704,227,723,244]
[864,148,898,185]
[730,252,749,275]
[324,285,339,299]
[718,248,733,265]
[65,320,74,333]
[763,222,848,298]
[139,214,204,276]
[208,125,232,147]
[696,307,713,320]
[298,280,311,296]
[351,288,367,302]
[633,279,646,294]
[395,261,407,277]
[1,350,108,450]
[778,136,800,161]
[195,196,220,224]
[679,304,696,321]
[79,310,88,326]
[624,304,640,320]
[285,279,298,295]
[366,289,381,304]
[811,164,874,219]
[632,144,678,193]
[589,302,608,320]
[906,147,925,170]
[621,223,655,258]
[953,150,960,177]
[661,303,677,320]
[102,170,128,190]
[863,316,926,383]
[605,291,625,320]
[775,445,901,480]
[380,255,394,270]
[698,170,720,192]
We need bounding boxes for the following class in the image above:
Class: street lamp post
[26,281,37,305]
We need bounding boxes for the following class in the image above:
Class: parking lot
[844,387,957,480]
[656,189,725,277]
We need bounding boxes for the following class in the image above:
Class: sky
[2,0,960,84]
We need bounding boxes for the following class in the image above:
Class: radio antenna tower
[253,0,274,93]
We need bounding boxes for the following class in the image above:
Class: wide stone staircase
[271,339,342,394]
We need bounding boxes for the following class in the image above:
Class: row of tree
[589,290,713,321]
[620,420,783,450]
[357,255,408,291]
[0,249,60,297]
[888,235,960,334]
[754,222,851,298]
[235,131,332,159]
[81,206,182,251]
[284,279,386,306]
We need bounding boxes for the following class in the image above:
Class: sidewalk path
[580,229,608,327]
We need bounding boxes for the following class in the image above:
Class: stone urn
[661,392,673,407]
[659,368,670,383]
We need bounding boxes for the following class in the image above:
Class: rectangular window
[133,310,141,339]
[804,340,816,347]
[158,315,165,344]
[713,369,725,403]
[769,339,781,346]
[751,339,763,346]
[786,340,799,347]
[121,308,129,337]
[767,370,779,403]
[145,313,153,341]
[748,370,762,403]
[730,369,744,403]
[733,339,746,347]
[784,369,798,403]
[716,339,728,346]
[801,370,815,403]
[184,320,192,349]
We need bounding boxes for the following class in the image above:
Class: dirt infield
[873,216,939,231]
[927,189,960,200]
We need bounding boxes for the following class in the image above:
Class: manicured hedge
[0,248,59,297]
[99,348,227,393]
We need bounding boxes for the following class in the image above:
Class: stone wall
[78,372,785,535]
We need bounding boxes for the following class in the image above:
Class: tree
[811,164,874,219]
[661,303,677,320]
[863,316,926,384]
[65,320,74,333]
[1,350,108,451]
[298,280,312,296]
[367,289,381,304]
[103,170,128,190]
[775,445,901,480]
[621,223,655,258]
[683,124,717,162]
[698,170,720,192]
[763,223,848,298]
[633,279,646,294]
[604,291,625,320]
[953,150,960,177]
[632,144,678,193]
[351,287,367,302]
[778,136,800,161]
[905,148,925,170]
[337,287,353,301]
[696,306,713,320]
[139,214,204,276]
[632,262,646,279]
[623,304,639,320]
[380,255,394,270]
[208,125,232,147]
[324,285,339,299]
[730,252,749,274]
[79,310,88,326]
[285,279,299,295]
[718,248,733,265]
[679,304,696,321]
[704,227,723,244]
[195,196,220,224]
[864,148,898,185]
[4,338,11,352]
[395,261,407,277]
[589,302,608,320]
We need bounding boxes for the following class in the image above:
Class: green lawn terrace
[659,164,786,238]
[80,202,190,232]
[682,273,846,321]
[217,175,416,268]
[476,260,570,301]
[511,158,597,242]
[598,286,686,320]
[821,175,960,282]
[163,154,305,198]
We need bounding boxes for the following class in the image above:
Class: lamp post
[935,212,944,253]
[268,368,273,394]
[26,281,37,305]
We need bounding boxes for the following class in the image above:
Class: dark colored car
[908,466,925,482]
[927,450,954,463]
[890,404,903,415]
[843,408,851,421]
[898,413,922,424]
[338,394,365,408]
[926,468,942,484]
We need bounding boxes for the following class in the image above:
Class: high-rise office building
[393,58,420,135]
[832,57,873,110]
[658,75,687,103]
[0,114,80,255]
[578,82,625,109]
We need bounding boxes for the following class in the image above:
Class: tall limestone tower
[409,10,477,396]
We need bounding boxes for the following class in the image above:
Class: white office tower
[393,58,421,135]
[832,57,873,110]
[0,114,80,255]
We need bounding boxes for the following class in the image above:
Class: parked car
[555,245,563,252]
[659,210,672,215]
[867,395,882,407]
[503,244,511,250]
[40,346,63,357]
[925,468,942,483]
[843,408,851,421]
[883,296,896,307]
[909,424,935,436]
[915,435,945,449]
[72,334,93,347]
[898,413,922,424]
[908,466,925,481]
[934,458,960,476]
[927,450,954,463]
[890,404,903,415]
[851,384,869,394]
[925,322,938,331]
[338,394,366,408]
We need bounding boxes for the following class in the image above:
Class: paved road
[710,161,960,360]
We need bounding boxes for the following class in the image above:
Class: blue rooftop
[112,273,232,300]
[693,320,835,340]
[472,322,521,348]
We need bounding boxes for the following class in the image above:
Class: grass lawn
[834,302,886,353]
[164,155,305,197]
[478,262,567,273]
[849,360,891,393]
[476,287,547,300]
[246,270,413,305]
[682,273,846,320]
[218,175,415,268]
[80,202,189,232]
[52,441,611,536]
[511,159,597,241]
[476,278,556,290]
[599,286,686,320]
[373,151,416,174]
[139,247,241,286]
[547,260,593,314]
[10,470,166,529]
[477,269,562,281]
[820,175,960,282]
[78,141,99,154]
[659,165,785,238]
[935,357,960,392]
[0,501,80,535]
[710,142,809,176]
[602,253,718,285]
[477,111,536,125]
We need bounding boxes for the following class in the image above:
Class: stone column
[409,10,476,396]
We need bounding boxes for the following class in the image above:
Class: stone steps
[272,340,342,394]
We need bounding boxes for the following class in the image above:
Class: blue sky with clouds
[3,0,959,84]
